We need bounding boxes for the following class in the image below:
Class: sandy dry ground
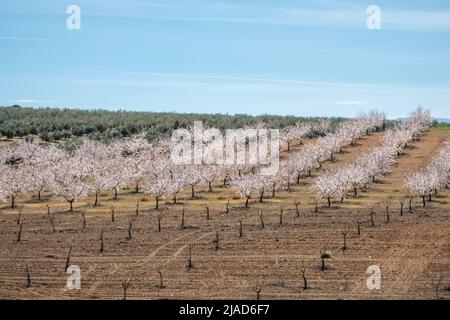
[0,128,449,299]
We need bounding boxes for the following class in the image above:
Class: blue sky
[1,0,450,118]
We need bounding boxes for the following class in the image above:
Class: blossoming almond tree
[341,164,370,197]
[231,174,258,208]
[51,155,89,212]
[0,159,29,208]
[121,138,155,193]
[0,164,27,208]
[200,165,222,193]
[89,159,114,207]
[430,141,450,190]
[312,174,343,207]
[405,139,450,206]
[288,152,315,184]
[144,176,171,210]
[162,162,188,204]
[277,166,295,192]
[280,123,311,152]
[253,175,271,203]
[310,119,332,137]
[0,166,7,204]
[167,171,187,204]
[405,171,436,207]
[26,145,65,201]
[107,156,129,200]
[185,165,203,198]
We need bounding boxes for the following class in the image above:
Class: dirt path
[347,130,450,298]
[162,231,215,266]
[345,129,450,207]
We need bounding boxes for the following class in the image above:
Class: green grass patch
[430,125,450,131]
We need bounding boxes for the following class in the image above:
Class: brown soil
[0,129,449,300]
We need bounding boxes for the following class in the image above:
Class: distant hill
[434,118,450,124]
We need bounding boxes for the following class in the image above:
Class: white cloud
[2,1,450,31]
[0,36,78,42]
[14,99,42,103]
[11,99,57,104]
[81,1,450,32]
[65,68,450,93]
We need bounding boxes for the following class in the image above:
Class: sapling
[278,205,284,226]
[111,206,115,222]
[320,250,331,271]
[25,264,31,288]
[399,199,405,216]
[341,224,349,250]
[369,207,375,227]
[314,198,319,213]
[205,206,210,220]
[294,201,300,219]
[431,272,443,300]
[213,231,220,251]
[122,276,131,300]
[239,220,243,238]
[127,217,133,240]
[135,200,140,216]
[382,199,391,223]
[46,204,51,219]
[157,265,165,289]
[49,213,56,233]
[100,228,104,253]
[354,216,361,236]
[65,245,72,272]
[180,206,185,229]
[254,284,262,300]
[80,210,86,230]
[300,261,308,290]
[156,211,164,232]
[17,220,24,242]
[16,205,23,225]
[186,242,194,271]
[259,209,265,230]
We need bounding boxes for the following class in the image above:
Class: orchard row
[1,109,441,212]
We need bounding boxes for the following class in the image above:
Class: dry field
[0,128,449,300]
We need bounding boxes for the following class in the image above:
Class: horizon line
[2,104,450,122]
